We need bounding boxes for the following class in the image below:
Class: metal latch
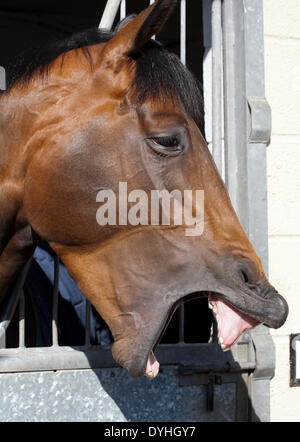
[247,96,271,144]
[178,352,257,412]
[207,372,223,411]
[178,365,223,412]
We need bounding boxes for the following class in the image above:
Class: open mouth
[143,292,209,379]
[143,291,261,378]
[118,280,287,379]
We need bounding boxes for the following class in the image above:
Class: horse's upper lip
[216,283,289,329]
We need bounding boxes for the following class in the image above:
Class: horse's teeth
[219,337,231,352]
[208,302,213,309]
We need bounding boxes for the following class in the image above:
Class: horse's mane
[6,24,204,132]
[6,28,112,89]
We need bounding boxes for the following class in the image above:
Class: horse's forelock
[131,41,204,133]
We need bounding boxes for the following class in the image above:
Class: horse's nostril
[240,268,249,284]
[246,283,261,296]
[239,268,261,296]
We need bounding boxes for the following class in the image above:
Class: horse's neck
[0,88,36,174]
[0,94,26,253]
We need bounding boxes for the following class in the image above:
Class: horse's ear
[114,14,137,33]
[102,0,178,60]
[128,0,179,54]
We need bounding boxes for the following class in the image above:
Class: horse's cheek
[23,147,103,244]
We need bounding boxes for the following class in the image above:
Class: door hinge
[247,96,272,144]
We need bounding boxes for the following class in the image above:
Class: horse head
[0,0,288,377]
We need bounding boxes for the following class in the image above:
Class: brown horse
[0,0,288,378]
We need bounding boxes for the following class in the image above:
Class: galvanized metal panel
[0,367,237,422]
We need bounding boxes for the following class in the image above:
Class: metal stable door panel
[0,367,238,422]
[0,340,255,421]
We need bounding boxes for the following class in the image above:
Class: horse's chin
[111,299,180,378]
[112,336,159,378]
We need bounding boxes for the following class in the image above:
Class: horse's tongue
[145,351,160,378]
[209,295,259,349]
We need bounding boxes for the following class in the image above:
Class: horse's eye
[153,136,180,148]
[147,134,184,157]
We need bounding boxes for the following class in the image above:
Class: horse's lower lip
[145,350,160,378]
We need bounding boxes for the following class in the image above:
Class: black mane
[7,27,112,88]
[7,25,204,131]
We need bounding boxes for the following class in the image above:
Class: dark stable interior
[0,0,213,348]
